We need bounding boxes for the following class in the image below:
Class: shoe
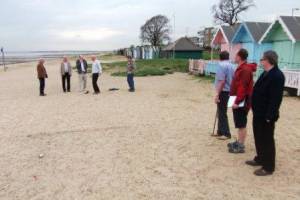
[40,94,47,97]
[67,90,71,92]
[129,89,135,92]
[227,140,239,148]
[245,160,261,167]
[254,168,273,176]
[218,135,231,140]
[93,92,100,95]
[228,142,245,154]
[84,91,89,94]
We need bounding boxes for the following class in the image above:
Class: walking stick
[211,109,218,136]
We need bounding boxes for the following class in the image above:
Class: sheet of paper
[227,96,245,108]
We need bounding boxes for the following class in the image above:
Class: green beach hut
[259,16,300,70]
[161,37,203,59]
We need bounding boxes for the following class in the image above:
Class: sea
[0,51,106,65]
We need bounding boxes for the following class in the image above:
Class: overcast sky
[0,0,299,51]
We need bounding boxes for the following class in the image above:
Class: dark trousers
[62,73,71,92]
[253,117,276,172]
[39,78,45,95]
[217,91,231,137]
[127,73,135,90]
[92,73,100,93]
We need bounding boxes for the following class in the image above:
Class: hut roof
[211,23,241,45]
[232,22,271,43]
[260,16,300,43]
[163,37,203,51]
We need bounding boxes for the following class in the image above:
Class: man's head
[127,55,132,61]
[63,56,68,63]
[79,55,84,61]
[39,58,45,65]
[235,49,248,64]
[91,55,96,61]
[219,51,230,61]
[260,50,278,71]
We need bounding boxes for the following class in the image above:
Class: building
[211,23,241,61]
[231,22,272,63]
[259,16,300,70]
[161,37,203,59]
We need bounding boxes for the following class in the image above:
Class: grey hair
[263,50,278,66]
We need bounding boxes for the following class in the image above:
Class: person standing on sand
[246,51,285,176]
[60,56,72,93]
[91,55,102,94]
[214,51,235,140]
[76,55,89,94]
[228,49,257,153]
[127,56,135,92]
[36,59,48,96]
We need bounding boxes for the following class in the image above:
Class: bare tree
[140,15,171,46]
[212,0,255,25]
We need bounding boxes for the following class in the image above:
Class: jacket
[60,62,72,76]
[76,59,88,74]
[230,62,257,109]
[252,66,285,122]
[37,64,47,79]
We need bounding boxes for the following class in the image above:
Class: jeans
[217,91,231,137]
[253,117,276,172]
[39,78,45,95]
[62,73,71,92]
[92,73,100,93]
[127,73,135,90]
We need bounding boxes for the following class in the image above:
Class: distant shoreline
[0,51,111,65]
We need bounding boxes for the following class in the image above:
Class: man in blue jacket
[246,51,285,176]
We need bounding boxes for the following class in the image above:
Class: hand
[232,103,239,109]
[214,95,220,104]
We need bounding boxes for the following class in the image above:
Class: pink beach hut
[211,24,242,61]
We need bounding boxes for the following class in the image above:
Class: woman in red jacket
[228,49,257,153]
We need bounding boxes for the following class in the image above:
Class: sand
[0,59,299,200]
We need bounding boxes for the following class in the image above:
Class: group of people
[36,55,136,96]
[214,49,285,176]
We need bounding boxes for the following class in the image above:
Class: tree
[140,15,171,46]
[212,0,255,25]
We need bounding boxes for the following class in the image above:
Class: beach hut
[232,22,272,63]
[259,16,300,70]
[211,24,241,60]
[161,37,203,59]
[260,16,300,96]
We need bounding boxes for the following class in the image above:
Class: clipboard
[227,96,245,108]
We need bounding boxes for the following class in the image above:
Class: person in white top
[60,56,72,92]
[91,55,102,94]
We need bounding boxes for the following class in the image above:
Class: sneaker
[227,140,239,148]
[218,135,231,140]
[228,142,245,154]
[129,89,135,92]
[84,91,89,94]
[254,168,273,176]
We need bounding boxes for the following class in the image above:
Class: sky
[0,0,299,51]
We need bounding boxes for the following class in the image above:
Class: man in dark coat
[246,50,285,176]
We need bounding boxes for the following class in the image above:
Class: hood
[247,63,258,72]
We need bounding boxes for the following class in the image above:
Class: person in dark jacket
[76,55,89,94]
[37,58,48,96]
[228,49,257,153]
[246,51,285,176]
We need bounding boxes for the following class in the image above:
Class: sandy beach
[0,59,299,200]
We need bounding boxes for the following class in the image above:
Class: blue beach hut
[231,22,272,63]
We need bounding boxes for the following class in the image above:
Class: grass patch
[202,51,219,60]
[107,59,188,77]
